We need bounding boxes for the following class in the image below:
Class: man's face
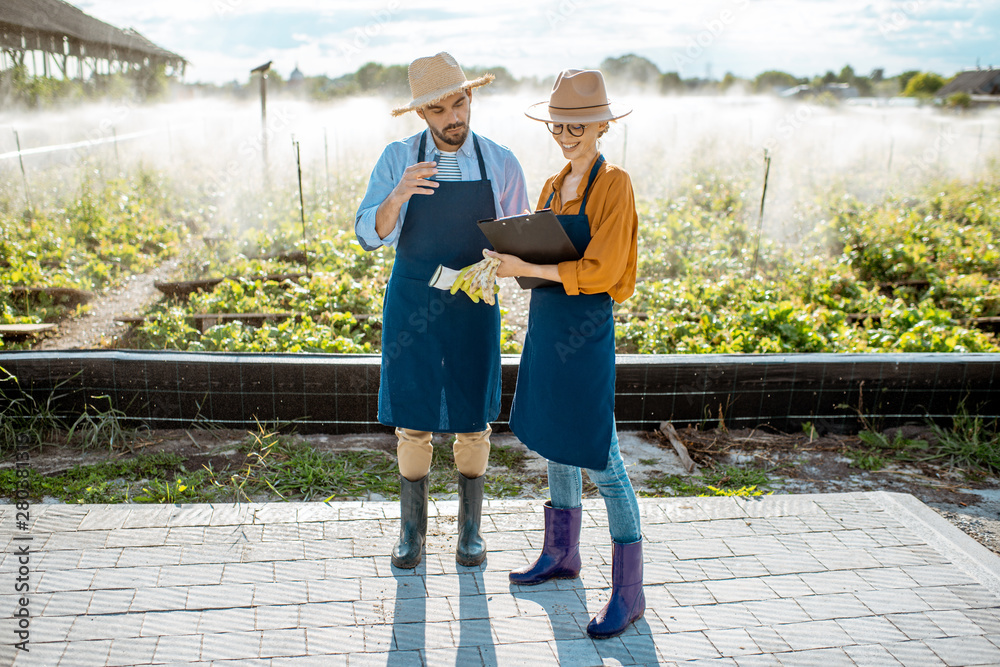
[417,90,471,149]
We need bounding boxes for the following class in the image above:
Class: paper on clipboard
[477,209,580,289]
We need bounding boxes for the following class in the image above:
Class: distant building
[936,68,1000,105]
[779,82,858,100]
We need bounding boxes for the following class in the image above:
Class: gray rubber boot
[456,473,487,566]
[391,474,428,569]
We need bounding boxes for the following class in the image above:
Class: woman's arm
[486,251,562,283]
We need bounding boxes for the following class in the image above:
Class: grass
[643,464,774,498]
[842,401,1000,475]
[0,452,213,504]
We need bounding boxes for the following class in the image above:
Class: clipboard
[477,209,580,289]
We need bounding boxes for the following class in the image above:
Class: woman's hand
[484,250,531,278]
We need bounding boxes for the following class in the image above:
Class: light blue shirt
[355,129,529,251]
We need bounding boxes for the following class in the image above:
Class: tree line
[0,52,957,109]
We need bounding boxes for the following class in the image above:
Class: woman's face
[550,121,607,160]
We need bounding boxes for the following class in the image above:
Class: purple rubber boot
[587,538,645,639]
[509,501,582,585]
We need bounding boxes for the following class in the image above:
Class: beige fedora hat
[391,52,494,117]
[525,69,631,124]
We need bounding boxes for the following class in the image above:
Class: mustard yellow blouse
[537,155,639,304]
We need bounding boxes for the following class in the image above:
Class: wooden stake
[294,138,310,277]
[749,149,771,277]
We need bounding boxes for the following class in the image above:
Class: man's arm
[355,142,439,251]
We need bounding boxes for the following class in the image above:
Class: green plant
[927,403,1000,473]
[134,477,193,504]
[848,450,887,471]
[66,395,141,452]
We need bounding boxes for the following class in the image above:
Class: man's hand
[391,161,439,202]
[375,162,439,240]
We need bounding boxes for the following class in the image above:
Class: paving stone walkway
[2,492,1000,666]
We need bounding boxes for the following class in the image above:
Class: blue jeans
[548,426,642,544]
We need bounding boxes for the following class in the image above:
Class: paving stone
[733,655,783,667]
[925,635,1000,665]
[914,586,974,611]
[856,588,934,615]
[259,627,307,658]
[151,634,204,663]
[67,613,144,641]
[106,636,159,666]
[759,575,815,600]
[10,641,67,666]
[704,627,762,656]
[836,615,910,644]
[158,563,225,587]
[704,578,779,603]
[199,631,262,661]
[187,584,255,610]
[744,598,811,626]
[843,643,905,666]
[772,619,855,650]
[304,625,365,654]
[799,570,874,595]
[773,647,855,666]
[180,543,243,565]
[796,593,873,621]
[140,609,203,636]
[696,603,758,630]
[651,630,722,661]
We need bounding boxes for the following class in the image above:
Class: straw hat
[525,69,631,124]
[391,52,494,117]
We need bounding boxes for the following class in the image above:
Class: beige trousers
[396,425,492,481]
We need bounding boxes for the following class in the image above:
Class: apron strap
[416,130,488,181]
[543,153,605,213]
[472,134,488,181]
[578,154,605,215]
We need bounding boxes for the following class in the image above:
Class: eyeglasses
[546,123,586,137]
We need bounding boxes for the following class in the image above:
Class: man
[355,52,529,569]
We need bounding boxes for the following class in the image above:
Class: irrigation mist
[2,92,999,242]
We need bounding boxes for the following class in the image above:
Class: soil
[34,252,190,351]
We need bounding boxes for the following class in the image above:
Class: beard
[431,121,469,147]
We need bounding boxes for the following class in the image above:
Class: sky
[75,0,1000,85]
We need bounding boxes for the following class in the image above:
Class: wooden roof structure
[0,0,186,77]
[936,68,1000,100]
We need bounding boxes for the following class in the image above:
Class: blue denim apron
[378,131,501,433]
[509,155,616,470]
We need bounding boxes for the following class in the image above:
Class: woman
[485,69,642,639]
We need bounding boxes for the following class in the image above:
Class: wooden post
[749,149,772,277]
